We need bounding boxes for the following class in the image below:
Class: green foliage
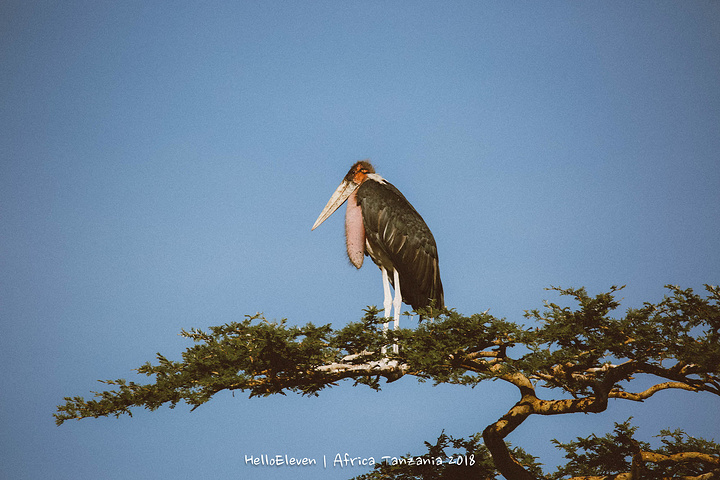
[398,309,522,385]
[656,427,720,457]
[650,428,720,478]
[54,285,720,480]
[550,419,649,478]
[550,419,720,479]
[54,307,525,424]
[349,431,541,480]
[383,421,720,480]
[56,315,337,423]
[520,285,720,398]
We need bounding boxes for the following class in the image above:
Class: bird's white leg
[392,268,401,354]
[381,266,392,354]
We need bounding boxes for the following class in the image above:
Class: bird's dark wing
[357,178,444,310]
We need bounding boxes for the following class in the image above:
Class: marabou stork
[312,161,444,352]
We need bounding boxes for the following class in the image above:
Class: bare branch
[315,358,407,383]
[637,363,720,396]
[483,420,540,480]
[641,450,720,466]
[610,381,700,401]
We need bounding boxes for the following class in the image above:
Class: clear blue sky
[1,2,719,479]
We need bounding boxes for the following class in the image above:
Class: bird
[311,160,444,353]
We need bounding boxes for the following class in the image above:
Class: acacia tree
[56,285,720,479]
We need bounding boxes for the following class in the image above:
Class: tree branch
[315,357,407,383]
[609,381,700,401]
[642,450,720,467]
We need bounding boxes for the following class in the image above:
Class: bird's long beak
[311,179,359,230]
